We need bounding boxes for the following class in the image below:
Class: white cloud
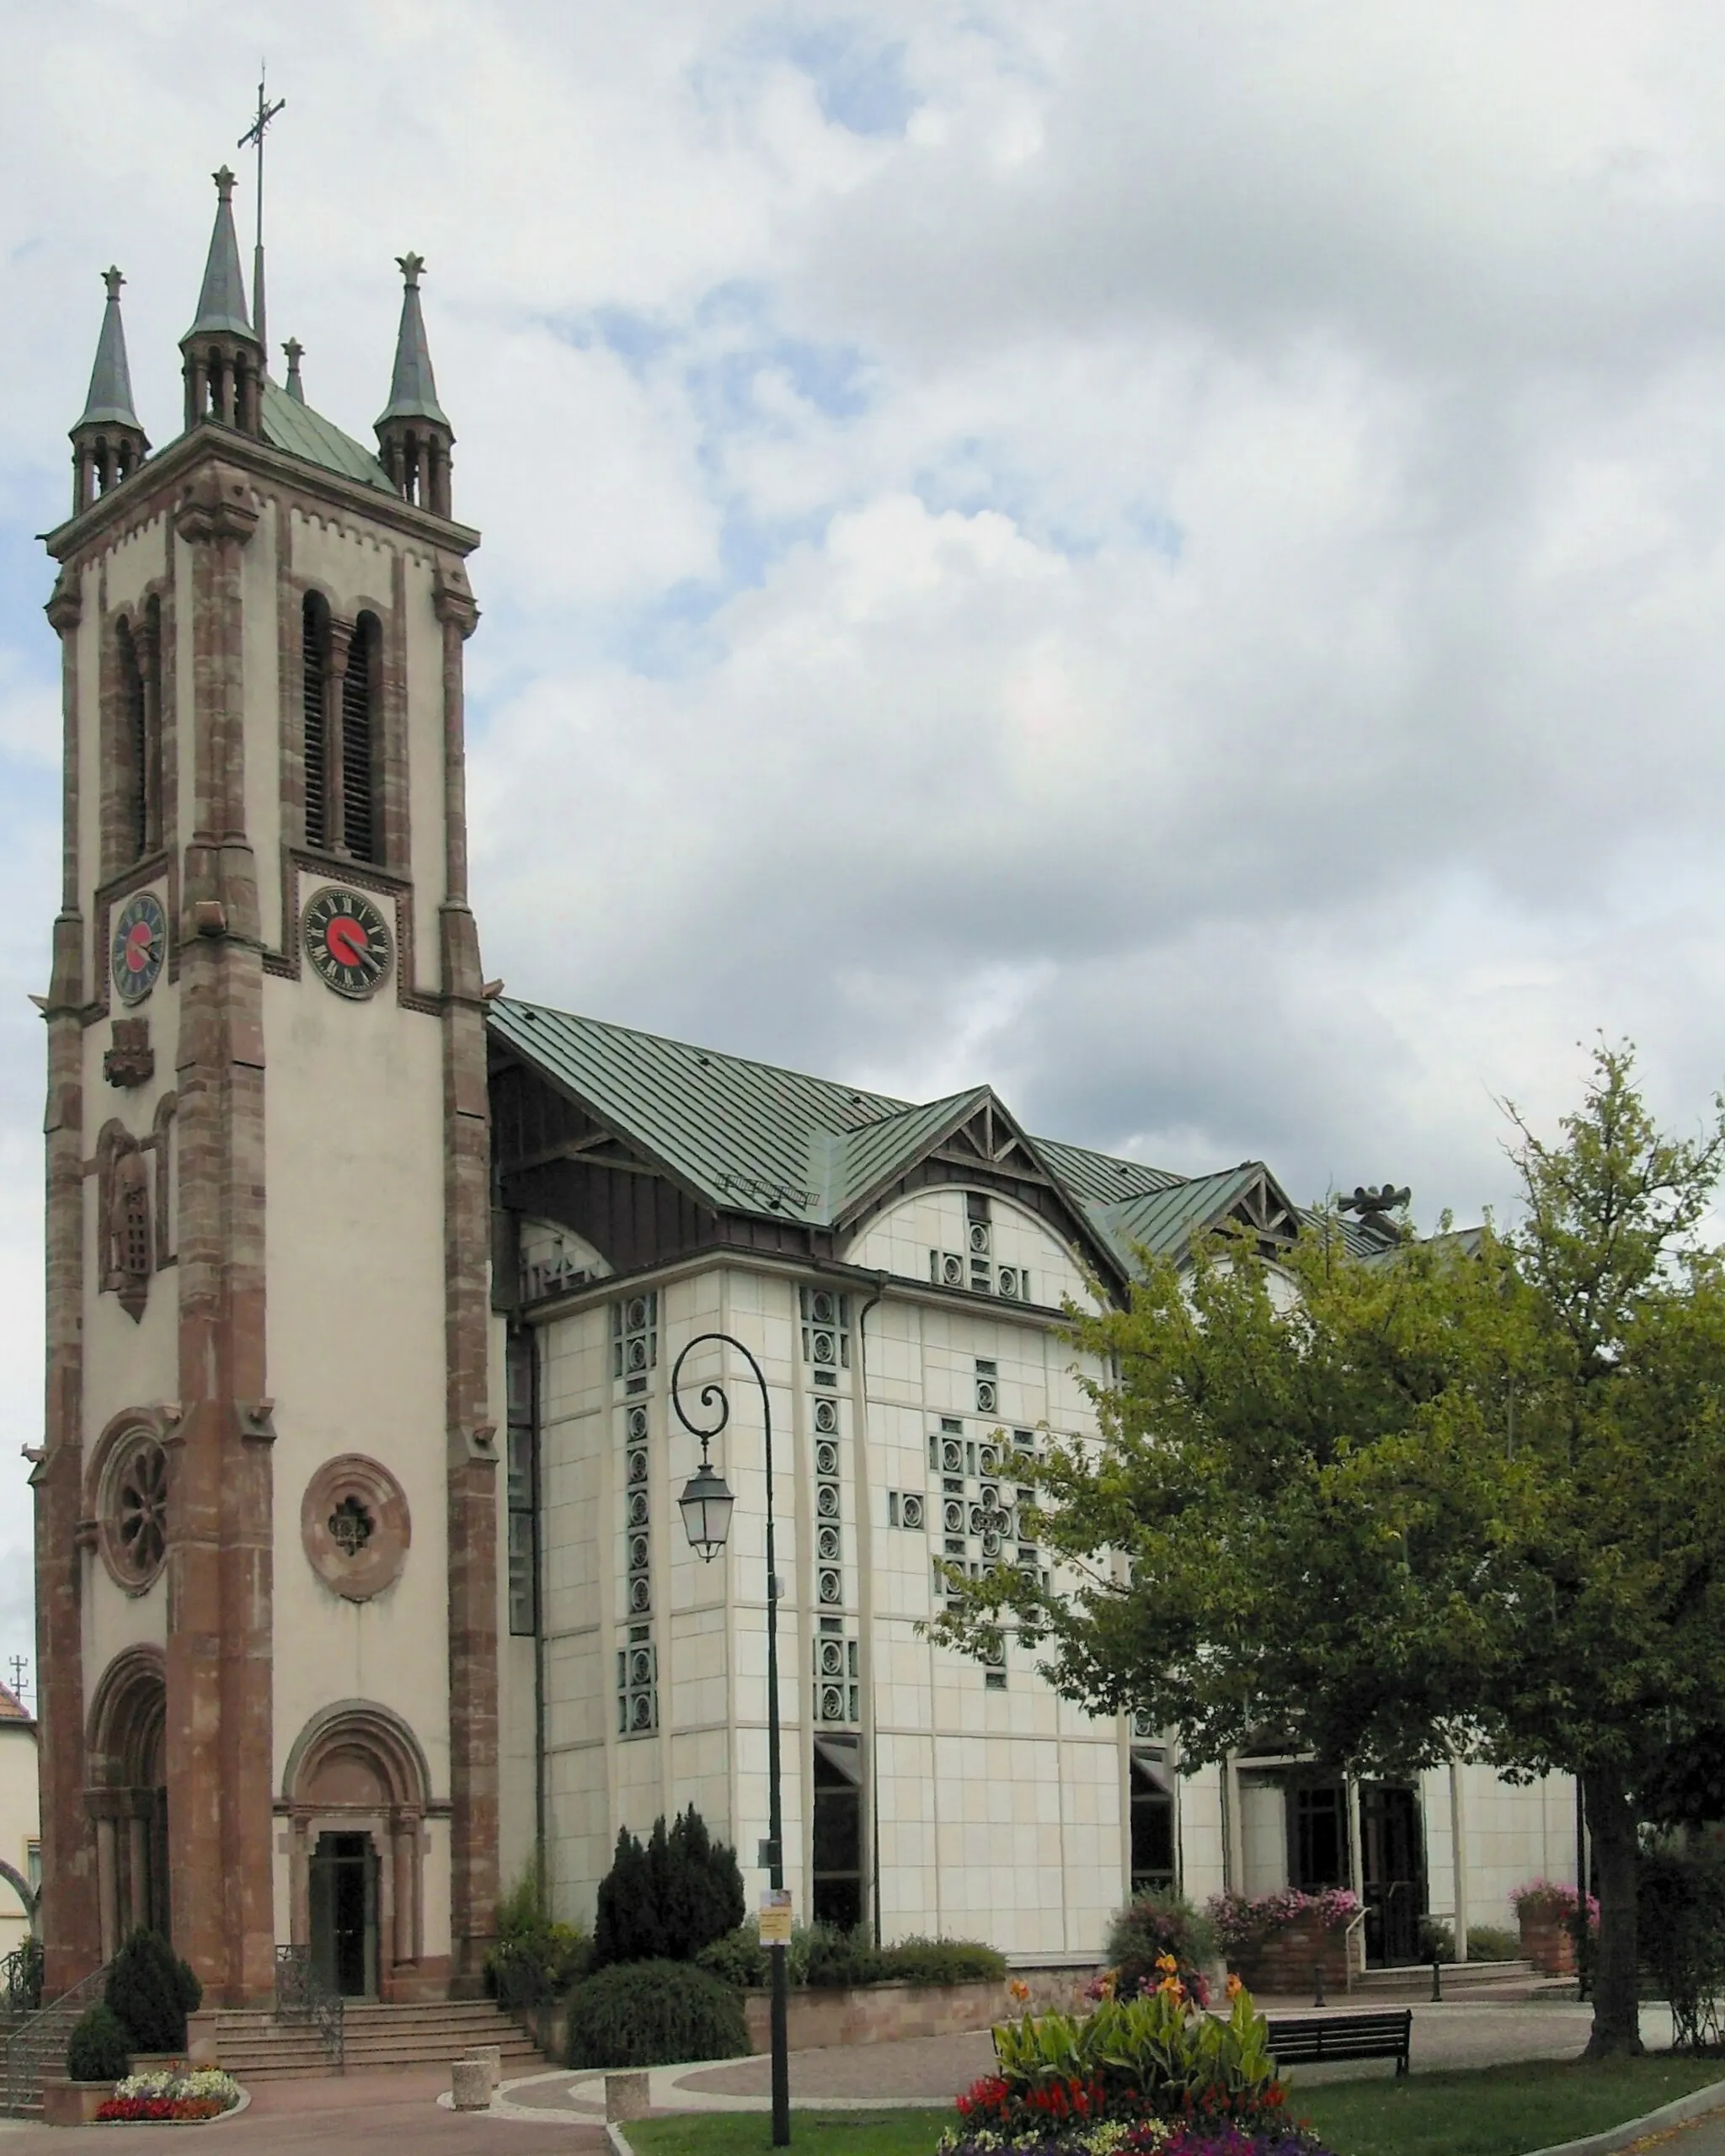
[6,0,1725,1656]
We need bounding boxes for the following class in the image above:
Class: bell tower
[35,173,497,2005]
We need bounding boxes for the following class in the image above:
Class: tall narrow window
[302,594,328,848]
[341,612,380,863]
[118,618,147,860]
[505,1327,538,1637]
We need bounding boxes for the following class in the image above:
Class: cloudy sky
[5,0,1725,1683]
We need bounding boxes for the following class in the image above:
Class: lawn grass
[1294,2053,1725,2156]
[623,2056,1725,2156]
[629,2113,953,2156]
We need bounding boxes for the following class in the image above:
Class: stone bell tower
[34,168,498,2006]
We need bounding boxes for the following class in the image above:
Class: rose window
[108,1435,168,1588]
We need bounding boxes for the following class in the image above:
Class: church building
[32,172,1578,2009]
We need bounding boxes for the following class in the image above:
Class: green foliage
[1463,1924,1521,1961]
[1106,1890,1218,1998]
[592,1808,745,1970]
[1637,1845,1725,2050]
[563,1959,750,2068]
[1418,1917,1455,1964]
[877,1936,1006,1986]
[986,1977,1284,2130]
[66,2001,132,2083]
[928,1041,1725,2059]
[694,1920,1001,1992]
[483,1852,590,2007]
[104,1927,201,2052]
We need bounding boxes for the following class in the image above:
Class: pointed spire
[77,268,142,430]
[282,338,305,402]
[70,267,149,515]
[376,253,455,518]
[377,253,450,427]
[184,166,257,343]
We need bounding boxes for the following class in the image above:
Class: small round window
[101,1432,168,1591]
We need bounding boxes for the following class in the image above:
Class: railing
[0,1959,110,2117]
[274,1945,344,2069]
[1343,1907,1366,1995]
[0,1939,43,2025]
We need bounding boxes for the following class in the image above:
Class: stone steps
[1349,1958,1540,1999]
[210,1999,544,2082]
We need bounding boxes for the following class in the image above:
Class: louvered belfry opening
[118,616,147,860]
[302,594,328,848]
[342,612,380,863]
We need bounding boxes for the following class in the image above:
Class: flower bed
[937,1964,1336,2155]
[95,2066,241,2124]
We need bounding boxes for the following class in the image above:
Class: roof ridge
[499,996,914,1116]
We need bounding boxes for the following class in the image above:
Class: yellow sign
[760,1887,793,1946]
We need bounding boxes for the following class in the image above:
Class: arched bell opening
[282,1703,432,2003]
[86,1646,169,1961]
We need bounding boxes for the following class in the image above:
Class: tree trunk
[1582,1765,1642,2058]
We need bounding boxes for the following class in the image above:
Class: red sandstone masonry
[36,567,101,1993]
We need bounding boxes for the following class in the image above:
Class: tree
[929,1042,1725,2057]
[591,1808,746,1969]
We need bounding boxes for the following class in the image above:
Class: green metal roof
[487,999,1405,1278]
[261,380,395,494]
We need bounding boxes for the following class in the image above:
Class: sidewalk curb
[606,2129,634,2156]
[1524,2078,1725,2156]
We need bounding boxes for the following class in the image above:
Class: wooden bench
[1264,2009,1412,2078]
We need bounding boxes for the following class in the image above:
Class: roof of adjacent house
[0,1683,31,1724]
[488,997,1398,1274]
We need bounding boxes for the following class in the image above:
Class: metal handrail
[0,1959,111,2116]
[1342,1907,1366,1996]
[0,1939,43,2025]
[274,1945,344,2069]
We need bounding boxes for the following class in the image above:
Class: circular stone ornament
[110,891,167,1005]
[96,1427,170,1593]
[302,886,393,999]
[301,1454,411,1601]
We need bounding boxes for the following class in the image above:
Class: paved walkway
[0,2000,1710,2148]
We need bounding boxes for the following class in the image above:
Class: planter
[1519,1913,1576,1977]
[40,2077,115,2127]
[1231,1912,1363,1997]
[740,1977,1007,2054]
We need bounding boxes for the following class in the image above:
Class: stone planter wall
[1231,1913,1363,1997]
[40,2077,113,2127]
[1519,1911,1577,1977]
[740,1978,1007,2055]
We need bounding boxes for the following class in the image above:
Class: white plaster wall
[0,1725,40,1955]
[846,1188,1097,1312]
[264,969,451,1801]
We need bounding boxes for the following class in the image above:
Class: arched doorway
[86,1646,169,1960]
[283,1703,430,2003]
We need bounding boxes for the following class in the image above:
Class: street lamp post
[672,1331,791,2148]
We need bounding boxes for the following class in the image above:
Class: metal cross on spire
[238,66,286,362]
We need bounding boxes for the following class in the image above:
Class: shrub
[696,1923,768,1989]
[591,1806,745,1969]
[483,1854,590,2007]
[104,1927,201,2052]
[1463,1923,1520,1961]
[1638,1846,1725,2051]
[1109,1890,1220,2002]
[563,1959,750,2068]
[881,1936,1007,1987]
[1417,1917,1454,1964]
[66,2001,132,2083]
[804,1922,889,1989]
[2,1935,43,2018]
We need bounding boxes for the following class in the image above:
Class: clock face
[302,886,393,999]
[110,891,167,1005]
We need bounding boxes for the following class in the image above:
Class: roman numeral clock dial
[302,886,393,999]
